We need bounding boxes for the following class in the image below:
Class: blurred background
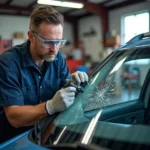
[0,0,149,74]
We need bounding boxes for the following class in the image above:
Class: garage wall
[63,22,73,44]
[0,15,73,43]
[109,1,150,44]
[78,15,103,61]
[0,16,29,39]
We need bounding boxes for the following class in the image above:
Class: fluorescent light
[37,0,84,9]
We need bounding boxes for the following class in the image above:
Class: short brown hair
[29,5,64,32]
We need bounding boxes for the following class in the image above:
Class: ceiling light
[37,0,84,9]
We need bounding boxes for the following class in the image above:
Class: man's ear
[28,31,34,42]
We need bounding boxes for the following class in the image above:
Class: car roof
[116,32,150,51]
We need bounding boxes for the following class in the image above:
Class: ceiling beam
[27,0,37,8]
[0,12,29,17]
[63,8,76,16]
[5,0,13,5]
[103,0,114,4]
[71,0,108,14]
[77,12,93,19]
[108,0,145,10]
[0,4,77,23]
[0,4,32,12]
[64,15,78,23]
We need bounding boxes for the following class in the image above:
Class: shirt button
[40,101,42,103]
[39,76,41,79]
[40,86,42,89]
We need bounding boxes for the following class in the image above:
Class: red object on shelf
[66,59,82,73]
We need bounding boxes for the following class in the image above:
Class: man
[0,5,88,142]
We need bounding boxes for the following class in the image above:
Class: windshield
[54,48,150,126]
[31,48,150,149]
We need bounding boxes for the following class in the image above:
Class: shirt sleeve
[0,57,24,106]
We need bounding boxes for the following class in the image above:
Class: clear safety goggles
[33,32,66,48]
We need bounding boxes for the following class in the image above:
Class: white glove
[46,87,76,115]
[71,71,88,85]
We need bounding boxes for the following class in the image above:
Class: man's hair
[29,5,64,32]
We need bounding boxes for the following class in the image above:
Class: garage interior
[0,0,150,105]
[0,0,149,73]
[0,0,150,147]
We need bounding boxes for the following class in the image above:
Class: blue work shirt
[0,40,71,107]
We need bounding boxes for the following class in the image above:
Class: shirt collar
[22,40,58,67]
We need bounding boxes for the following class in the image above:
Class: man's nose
[49,43,58,50]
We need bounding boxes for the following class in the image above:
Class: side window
[104,59,150,104]
[115,59,150,102]
[83,57,150,112]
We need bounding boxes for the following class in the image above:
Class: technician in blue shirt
[0,5,88,138]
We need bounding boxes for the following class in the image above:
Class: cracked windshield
[83,51,150,112]
[55,49,150,125]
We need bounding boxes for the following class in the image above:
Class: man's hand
[71,71,88,85]
[46,87,76,115]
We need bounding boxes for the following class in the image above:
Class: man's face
[31,22,63,62]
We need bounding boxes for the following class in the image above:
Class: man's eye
[43,41,51,44]
[53,41,61,44]
[43,40,61,45]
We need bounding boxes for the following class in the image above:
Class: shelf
[105,35,120,47]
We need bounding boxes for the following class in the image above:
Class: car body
[1,32,150,150]
[116,32,150,50]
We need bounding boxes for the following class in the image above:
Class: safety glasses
[32,31,66,48]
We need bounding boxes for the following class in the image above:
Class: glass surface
[59,49,150,115]
[33,32,66,48]
[31,48,150,149]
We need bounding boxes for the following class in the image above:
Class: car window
[53,48,150,126]
[82,50,150,112]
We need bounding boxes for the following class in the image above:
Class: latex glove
[46,87,76,115]
[71,71,88,85]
